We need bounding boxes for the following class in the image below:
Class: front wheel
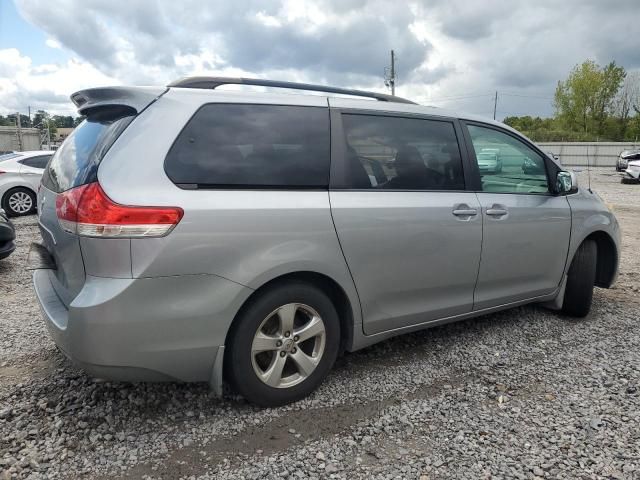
[562,239,597,317]
[226,282,340,407]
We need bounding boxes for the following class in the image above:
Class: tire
[2,187,36,217]
[562,239,597,317]
[226,282,340,407]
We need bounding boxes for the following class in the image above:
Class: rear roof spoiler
[70,86,168,116]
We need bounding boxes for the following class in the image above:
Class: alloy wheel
[251,303,326,389]
[8,191,33,214]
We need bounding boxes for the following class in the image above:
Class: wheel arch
[224,271,356,357]
[579,230,618,288]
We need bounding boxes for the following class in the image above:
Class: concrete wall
[0,126,42,152]
[537,142,639,167]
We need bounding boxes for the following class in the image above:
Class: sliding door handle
[486,207,508,216]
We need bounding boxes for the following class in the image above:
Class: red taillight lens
[56,182,183,238]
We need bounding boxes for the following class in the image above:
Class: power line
[495,109,552,116]
[428,91,554,103]
[499,92,554,100]
[428,93,494,102]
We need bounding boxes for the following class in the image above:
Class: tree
[31,110,50,130]
[595,62,626,133]
[614,72,640,139]
[52,115,75,128]
[31,110,57,138]
[554,60,625,136]
[2,114,31,128]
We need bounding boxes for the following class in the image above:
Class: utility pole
[28,106,31,126]
[15,112,23,151]
[493,91,498,120]
[390,50,395,96]
[384,50,396,96]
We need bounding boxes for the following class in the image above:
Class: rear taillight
[56,182,183,238]
[0,171,6,175]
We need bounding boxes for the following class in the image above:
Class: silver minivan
[31,78,620,406]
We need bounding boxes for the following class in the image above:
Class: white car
[0,151,54,216]
[622,159,640,183]
[616,149,640,172]
[476,151,502,174]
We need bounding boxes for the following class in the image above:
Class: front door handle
[453,208,478,216]
[486,205,508,217]
[452,204,478,218]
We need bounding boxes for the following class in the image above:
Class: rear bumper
[33,269,252,384]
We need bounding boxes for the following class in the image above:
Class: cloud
[15,0,433,86]
[0,49,117,115]
[7,0,640,118]
[45,38,62,50]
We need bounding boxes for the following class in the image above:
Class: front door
[329,110,482,335]
[463,123,571,309]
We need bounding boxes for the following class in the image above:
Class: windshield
[621,150,640,158]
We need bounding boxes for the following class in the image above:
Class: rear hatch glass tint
[42,111,134,193]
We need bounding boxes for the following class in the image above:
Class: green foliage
[0,114,31,128]
[52,115,76,128]
[554,60,626,135]
[507,60,640,142]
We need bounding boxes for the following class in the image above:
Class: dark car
[0,209,16,260]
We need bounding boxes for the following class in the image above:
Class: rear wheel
[2,187,36,216]
[562,239,597,317]
[226,282,340,407]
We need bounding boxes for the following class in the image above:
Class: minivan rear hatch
[37,86,166,306]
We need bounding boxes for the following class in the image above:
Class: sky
[0,0,639,119]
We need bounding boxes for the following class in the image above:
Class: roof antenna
[586,144,592,193]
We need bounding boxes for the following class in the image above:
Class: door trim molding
[349,287,560,351]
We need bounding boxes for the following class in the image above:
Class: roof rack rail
[167,76,417,105]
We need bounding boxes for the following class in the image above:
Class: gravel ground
[1,168,639,479]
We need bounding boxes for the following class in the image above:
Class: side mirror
[556,171,578,195]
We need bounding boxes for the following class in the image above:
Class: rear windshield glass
[165,104,330,188]
[42,115,133,193]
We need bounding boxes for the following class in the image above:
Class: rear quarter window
[165,104,330,188]
[19,155,52,169]
[42,114,133,193]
